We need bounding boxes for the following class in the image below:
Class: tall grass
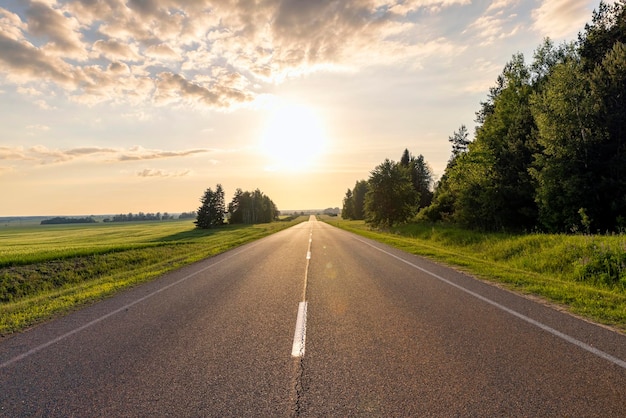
[0,219,306,335]
[324,219,626,331]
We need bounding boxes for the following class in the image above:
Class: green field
[323,218,626,333]
[0,218,306,335]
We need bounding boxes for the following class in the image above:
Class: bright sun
[259,100,327,172]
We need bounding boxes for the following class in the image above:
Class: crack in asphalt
[290,356,306,417]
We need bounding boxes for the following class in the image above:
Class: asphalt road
[1,216,626,416]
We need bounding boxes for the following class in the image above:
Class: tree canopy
[195,184,226,229]
[195,185,279,229]
[342,150,434,227]
[228,188,279,224]
[423,1,626,233]
[343,1,626,233]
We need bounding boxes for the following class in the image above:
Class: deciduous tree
[365,159,417,227]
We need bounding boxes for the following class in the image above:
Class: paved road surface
[1,216,626,416]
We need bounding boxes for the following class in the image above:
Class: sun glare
[260,100,327,172]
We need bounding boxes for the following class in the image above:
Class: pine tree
[448,125,470,158]
[195,184,225,229]
[341,188,355,219]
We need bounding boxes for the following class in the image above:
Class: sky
[0,0,609,216]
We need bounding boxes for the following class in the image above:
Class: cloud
[17,86,43,96]
[154,72,254,108]
[65,147,118,157]
[0,7,26,40]
[0,0,472,109]
[137,168,191,177]
[0,31,77,87]
[27,145,118,163]
[393,0,472,14]
[486,0,518,13]
[93,39,141,61]
[145,43,180,60]
[0,144,208,165]
[117,146,211,161]
[464,8,522,46]
[25,0,86,59]
[0,146,28,160]
[531,0,592,39]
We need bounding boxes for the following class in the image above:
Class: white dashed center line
[291,301,308,357]
[291,228,313,358]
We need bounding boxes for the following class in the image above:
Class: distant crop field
[0,218,306,335]
[0,220,198,266]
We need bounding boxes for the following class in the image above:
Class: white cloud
[465,9,523,46]
[532,0,592,39]
[144,43,180,60]
[118,146,210,161]
[0,144,210,165]
[388,0,471,15]
[93,39,141,61]
[25,1,86,60]
[0,146,27,160]
[486,0,518,13]
[137,168,191,178]
[17,86,43,96]
[0,7,27,41]
[0,0,473,109]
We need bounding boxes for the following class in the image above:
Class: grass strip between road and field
[323,218,626,333]
[0,218,307,336]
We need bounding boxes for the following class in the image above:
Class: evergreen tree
[411,154,434,209]
[579,0,626,72]
[352,180,368,220]
[228,188,244,224]
[195,184,225,229]
[341,188,355,219]
[400,148,411,167]
[398,149,434,210]
[448,125,470,158]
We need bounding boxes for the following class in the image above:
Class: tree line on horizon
[41,216,97,225]
[40,212,192,225]
[343,1,626,233]
[105,212,176,222]
[195,184,280,229]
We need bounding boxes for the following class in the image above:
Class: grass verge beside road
[0,218,306,335]
[323,218,626,332]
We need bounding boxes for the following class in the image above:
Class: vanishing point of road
[1,216,625,416]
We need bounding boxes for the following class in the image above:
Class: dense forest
[343,1,626,233]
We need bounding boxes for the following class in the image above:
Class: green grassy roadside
[0,218,306,335]
[323,218,626,332]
